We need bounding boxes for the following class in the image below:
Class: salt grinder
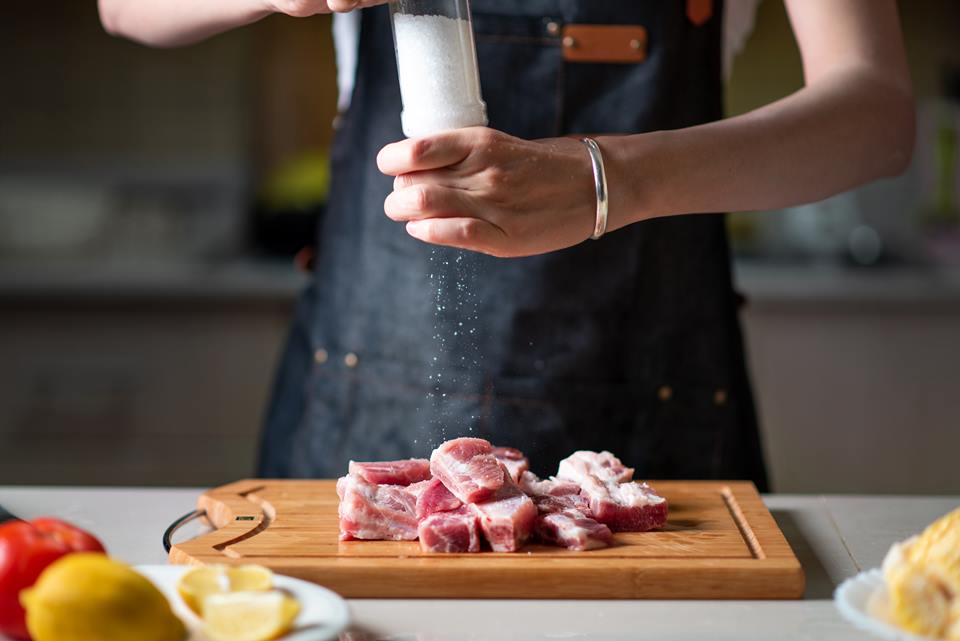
[390,0,488,138]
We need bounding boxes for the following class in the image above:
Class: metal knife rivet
[562,36,577,49]
[630,38,642,51]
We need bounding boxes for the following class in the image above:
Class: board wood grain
[168,479,804,599]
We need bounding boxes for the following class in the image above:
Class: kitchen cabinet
[740,264,960,494]
[0,262,300,487]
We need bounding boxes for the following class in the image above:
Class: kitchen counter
[0,487,956,640]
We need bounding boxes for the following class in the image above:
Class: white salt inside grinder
[391,0,488,138]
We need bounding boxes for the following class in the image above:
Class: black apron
[259,0,769,490]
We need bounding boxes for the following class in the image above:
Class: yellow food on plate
[177,564,275,614]
[202,590,301,641]
[882,507,960,640]
[20,553,185,641]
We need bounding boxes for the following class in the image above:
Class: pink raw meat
[415,477,462,518]
[430,437,505,504]
[470,471,537,552]
[348,458,432,485]
[523,471,611,551]
[336,475,419,541]
[556,451,634,485]
[532,493,591,515]
[579,476,668,532]
[535,509,614,551]
[519,471,582,498]
[492,446,530,483]
[418,507,481,553]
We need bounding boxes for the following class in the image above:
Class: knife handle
[0,505,19,524]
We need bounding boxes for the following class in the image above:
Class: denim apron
[259,0,769,490]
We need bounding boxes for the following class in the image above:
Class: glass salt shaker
[390,0,488,138]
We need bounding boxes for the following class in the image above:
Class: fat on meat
[535,509,614,551]
[519,471,582,498]
[418,507,481,553]
[348,458,432,485]
[336,475,419,541]
[580,476,668,532]
[492,446,530,483]
[556,451,634,485]
[430,437,505,504]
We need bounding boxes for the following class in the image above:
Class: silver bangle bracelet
[582,138,609,240]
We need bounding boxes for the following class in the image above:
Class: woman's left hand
[377,128,598,258]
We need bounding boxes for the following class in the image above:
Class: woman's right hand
[268,0,388,16]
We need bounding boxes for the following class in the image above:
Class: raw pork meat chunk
[415,477,462,518]
[535,509,614,551]
[519,471,582,498]
[580,476,668,532]
[336,475,419,541]
[556,451,634,485]
[430,437,505,504]
[523,471,612,551]
[418,507,481,553]
[348,458,432,485]
[492,446,530,483]
[470,472,537,552]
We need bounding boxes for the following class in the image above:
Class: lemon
[202,590,300,641]
[20,553,185,641]
[178,564,275,614]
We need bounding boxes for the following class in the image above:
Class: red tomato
[0,518,106,640]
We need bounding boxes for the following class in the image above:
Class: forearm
[604,67,915,229]
[98,0,272,47]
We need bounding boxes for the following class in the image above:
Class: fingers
[405,218,507,256]
[384,185,475,222]
[377,128,482,176]
[326,0,359,11]
[392,169,466,191]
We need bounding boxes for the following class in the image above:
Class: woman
[99,0,914,489]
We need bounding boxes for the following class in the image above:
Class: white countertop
[0,487,956,640]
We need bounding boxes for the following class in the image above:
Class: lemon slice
[178,565,276,614]
[178,566,229,614]
[227,565,275,592]
[202,591,300,641]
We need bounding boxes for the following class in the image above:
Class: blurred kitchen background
[0,1,957,493]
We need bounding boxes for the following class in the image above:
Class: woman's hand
[267,0,386,16]
[377,128,599,258]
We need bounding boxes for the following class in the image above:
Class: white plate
[135,565,350,641]
[834,568,941,641]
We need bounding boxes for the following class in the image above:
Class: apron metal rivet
[314,349,329,364]
[562,36,577,49]
[657,385,673,402]
[714,389,728,406]
[344,352,359,368]
[545,21,560,37]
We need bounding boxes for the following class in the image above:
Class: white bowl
[135,565,351,641]
[834,568,942,641]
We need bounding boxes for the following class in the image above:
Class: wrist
[597,132,665,231]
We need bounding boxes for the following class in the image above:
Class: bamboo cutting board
[168,479,804,599]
